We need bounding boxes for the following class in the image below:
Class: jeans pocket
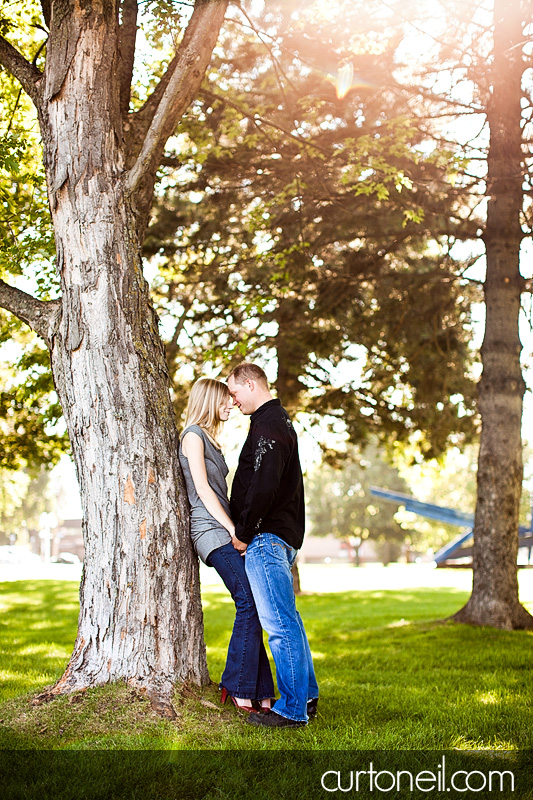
[269,537,297,567]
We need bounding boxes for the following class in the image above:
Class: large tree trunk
[453,0,533,630]
[35,1,209,712]
[0,0,228,713]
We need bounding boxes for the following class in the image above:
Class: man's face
[227,375,256,415]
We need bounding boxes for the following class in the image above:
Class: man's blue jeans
[244,533,319,722]
[206,542,275,700]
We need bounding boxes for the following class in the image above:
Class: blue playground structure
[369,487,533,566]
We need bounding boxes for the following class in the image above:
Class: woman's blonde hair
[182,378,230,447]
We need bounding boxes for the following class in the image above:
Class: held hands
[231,535,247,555]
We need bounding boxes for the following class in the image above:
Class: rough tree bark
[453,0,533,630]
[0,0,229,713]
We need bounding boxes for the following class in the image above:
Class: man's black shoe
[307,698,318,719]
[247,710,306,728]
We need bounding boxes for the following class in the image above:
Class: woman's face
[218,395,233,422]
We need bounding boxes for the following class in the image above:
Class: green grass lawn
[1,572,532,798]
[0,572,532,752]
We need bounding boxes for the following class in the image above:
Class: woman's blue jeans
[206,542,275,700]
[244,533,319,722]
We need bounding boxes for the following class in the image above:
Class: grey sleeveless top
[178,425,232,563]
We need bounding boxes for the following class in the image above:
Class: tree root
[30,688,62,706]
[145,689,178,720]
[30,678,179,720]
[451,598,533,630]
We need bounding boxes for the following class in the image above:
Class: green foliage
[146,0,480,457]
[0,129,56,293]
[128,1,194,112]
[0,0,483,468]
[306,442,414,562]
[0,2,64,471]
[0,133,26,174]
[0,314,67,470]
[0,466,52,543]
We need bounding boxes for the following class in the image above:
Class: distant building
[52,519,84,561]
[298,534,378,564]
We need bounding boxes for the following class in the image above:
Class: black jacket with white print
[230,399,305,548]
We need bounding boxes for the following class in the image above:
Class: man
[227,362,319,728]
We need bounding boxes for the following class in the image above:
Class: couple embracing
[178,362,318,728]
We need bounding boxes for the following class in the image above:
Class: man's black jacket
[230,399,305,548]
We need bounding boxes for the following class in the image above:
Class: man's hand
[231,535,247,554]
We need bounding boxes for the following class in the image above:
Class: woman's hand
[231,535,247,554]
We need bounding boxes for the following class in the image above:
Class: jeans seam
[258,534,299,719]
[210,542,274,699]
[222,548,251,693]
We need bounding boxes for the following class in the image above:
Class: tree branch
[198,88,330,156]
[160,156,181,167]
[165,295,194,365]
[40,0,51,28]
[0,36,43,108]
[119,0,138,117]
[130,56,179,138]
[123,0,228,197]
[0,281,59,345]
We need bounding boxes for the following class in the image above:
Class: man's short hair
[228,362,269,388]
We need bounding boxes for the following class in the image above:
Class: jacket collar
[251,398,281,423]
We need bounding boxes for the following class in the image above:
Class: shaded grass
[0,578,532,754]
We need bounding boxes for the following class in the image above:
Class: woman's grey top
[178,424,232,563]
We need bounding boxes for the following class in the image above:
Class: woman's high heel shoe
[220,686,255,713]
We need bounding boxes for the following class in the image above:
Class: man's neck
[251,391,274,414]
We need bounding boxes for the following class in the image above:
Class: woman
[179,378,274,712]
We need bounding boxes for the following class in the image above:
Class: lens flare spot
[336,62,354,99]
